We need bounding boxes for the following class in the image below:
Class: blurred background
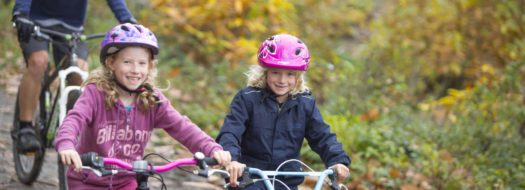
[0,0,524,189]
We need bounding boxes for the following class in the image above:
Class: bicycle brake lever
[194,170,209,177]
[328,167,340,190]
[209,169,230,178]
[238,169,254,188]
[32,26,52,42]
[100,169,117,176]
[82,166,117,177]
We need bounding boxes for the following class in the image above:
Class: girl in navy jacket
[217,34,350,190]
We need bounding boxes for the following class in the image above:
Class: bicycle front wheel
[58,155,68,190]
[11,91,46,184]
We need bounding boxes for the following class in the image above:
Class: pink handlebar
[81,151,218,176]
[103,157,198,173]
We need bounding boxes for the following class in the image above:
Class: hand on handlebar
[59,149,82,173]
[330,163,350,182]
[225,161,246,187]
[12,13,35,43]
[212,150,232,167]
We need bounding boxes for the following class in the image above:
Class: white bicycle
[11,18,105,190]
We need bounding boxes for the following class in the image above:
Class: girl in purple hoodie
[54,23,231,189]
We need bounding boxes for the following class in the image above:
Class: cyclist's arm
[54,85,97,152]
[153,91,223,157]
[216,91,250,162]
[304,98,351,168]
[106,0,137,23]
[13,0,31,16]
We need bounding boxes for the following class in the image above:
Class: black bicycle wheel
[56,89,81,190]
[11,91,46,184]
[58,155,68,190]
[47,94,68,190]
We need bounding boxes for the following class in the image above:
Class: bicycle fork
[58,66,88,124]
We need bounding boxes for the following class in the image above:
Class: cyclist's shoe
[17,126,42,153]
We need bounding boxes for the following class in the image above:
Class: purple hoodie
[54,83,223,189]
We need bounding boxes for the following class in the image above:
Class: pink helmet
[257,34,310,71]
[99,23,159,64]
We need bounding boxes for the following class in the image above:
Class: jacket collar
[260,87,300,101]
[259,87,300,112]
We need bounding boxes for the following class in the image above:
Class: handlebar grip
[80,152,104,169]
[328,167,340,190]
[237,168,254,188]
[203,157,219,166]
[194,152,219,169]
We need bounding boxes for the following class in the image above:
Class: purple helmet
[99,23,159,64]
[257,34,310,71]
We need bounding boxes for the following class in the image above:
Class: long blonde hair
[245,65,309,95]
[83,52,159,111]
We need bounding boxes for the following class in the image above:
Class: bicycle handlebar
[13,17,105,43]
[199,166,344,190]
[236,167,342,190]
[80,152,218,176]
[81,152,345,190]
[36,27,106,42]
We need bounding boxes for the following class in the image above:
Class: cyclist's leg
[16,37,49,152]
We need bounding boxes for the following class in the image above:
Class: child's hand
[212,150,231,167]
[330,163,350,182]
[225,161,246,187]
[59,149,82,173]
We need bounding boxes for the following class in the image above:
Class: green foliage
[426,61,525,188]
[363,0,525,98]
[0,1,24,72]
[155,55,247,133]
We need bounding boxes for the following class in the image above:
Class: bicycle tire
[58,155,68,190]
[47,87,68,190]
[12,91,46,184]
[56,88,82,190]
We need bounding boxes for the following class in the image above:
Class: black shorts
[18,25,88,66]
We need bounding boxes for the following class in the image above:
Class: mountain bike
[10,18,105,190]
[81,151,224,190]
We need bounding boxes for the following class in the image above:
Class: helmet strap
[110,69,149,96]
[115,80,147,96]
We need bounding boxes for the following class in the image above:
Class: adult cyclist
[12,0,137,153]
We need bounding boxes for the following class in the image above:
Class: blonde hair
[245,65,309,95]
[83,51,159,111]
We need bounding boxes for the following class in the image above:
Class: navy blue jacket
[217,87,351,187]
[13,0,135,28]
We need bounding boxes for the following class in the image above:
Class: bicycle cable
[137,153,172,190]
[149,173,167,190]
[225,178,290,190]
[143,152,171,162]
[272,159,315,189]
